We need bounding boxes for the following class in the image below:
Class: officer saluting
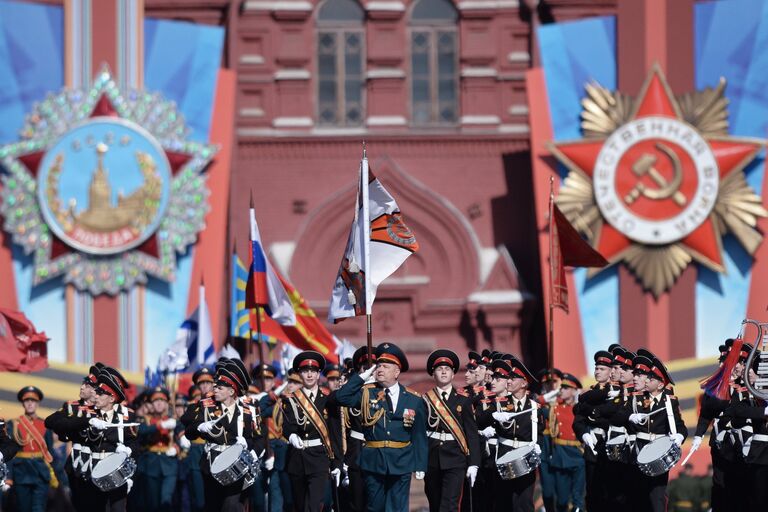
[423,349,481,512]
[336,342,427,512]
[282,350,343,512]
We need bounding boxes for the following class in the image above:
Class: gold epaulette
[362,383,377,389]
[405,387,421,397]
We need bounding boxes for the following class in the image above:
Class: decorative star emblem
[550,65,766,296]
[0,68,216,294]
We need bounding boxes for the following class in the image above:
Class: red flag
[549,200,608,313]
[0,308,49,372]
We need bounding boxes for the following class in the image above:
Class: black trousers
[604,460,631,509]
[203,473,247,512]
[492,471,535,512]
[344,466,366,512]
[289,471,330,512]
[461,466,491,512]
[747,463,768,511]
[631,470,668,512]
[584,457,608,512]
[79,480,128,512]
[425,465,466,512]
[710,449,727,512]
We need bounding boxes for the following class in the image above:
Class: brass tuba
[743,319,768,400]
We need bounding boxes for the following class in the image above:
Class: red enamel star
[549,65,765,295]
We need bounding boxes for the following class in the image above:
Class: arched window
[317,0,365,127]
[410,0,458,126]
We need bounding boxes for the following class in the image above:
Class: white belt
[590,428,606,437]
[350,430,365,441]
[750,434,768,442]
[488,437,533,449]
[301,439,323,448]
[90,452,113,461]
[427,431,455,442]
[206,444,229,453]
[636,433,668,441]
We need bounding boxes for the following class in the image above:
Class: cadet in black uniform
[282,350,343,512]
[178,366,215,512]
[422,349,481,512]
[185,358,266,512]
[45,363,102,510]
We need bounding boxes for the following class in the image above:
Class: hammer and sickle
[624,142,687,207]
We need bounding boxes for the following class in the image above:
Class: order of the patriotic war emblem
[0,68,217,294]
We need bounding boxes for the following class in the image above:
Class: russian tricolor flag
[245,205,296,326]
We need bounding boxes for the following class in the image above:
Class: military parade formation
[0,339,760,511]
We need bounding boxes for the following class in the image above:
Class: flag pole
[548,176,555,371]
[362,142,373,364]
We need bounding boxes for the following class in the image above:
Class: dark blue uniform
[7,416,54,512]
[336,374,427,512]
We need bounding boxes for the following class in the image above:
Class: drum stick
[104,423,141,428]
[680,446,697,466]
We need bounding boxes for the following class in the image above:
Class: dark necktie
[516,401,523,413]
[385,389,393,412]
[309,392,315,402]
[442,391,448,402]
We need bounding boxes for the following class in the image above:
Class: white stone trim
[457,0,519,10]
[468,290,524,305]
[244,1,314,11]
[240,54,266,65]
[479,247,500,284]
[366,68,406,79]
[508,104,529,116]
[498,123,530,134]
[382,276,430,286]
[239,108,265,118]
[366,115,407,126]
[461,115,501,125]
[461,67,498,78]
[507,51,530,63]
[274,69,311,80]
[272,117,314,128]
[497,72,526,81]
[365,1,406,11]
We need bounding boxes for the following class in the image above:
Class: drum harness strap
[77,405,128,475]
[205,403,246,456]
[493,400,538,462]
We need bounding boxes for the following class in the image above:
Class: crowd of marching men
[0,338,762,511]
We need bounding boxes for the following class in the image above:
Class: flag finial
[362,140,367,159]
[249,189,254,209]
[232,238,237,254]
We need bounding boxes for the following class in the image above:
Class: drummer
[477,356,542,512]
[620,354,686,512]
[185,358,269,511]
[137,386,179,512]
[80,367,139,511]
[422,349,481,512]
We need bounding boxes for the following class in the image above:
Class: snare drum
[605,435,631,463]
[636,437,681,477]
[91,453,137,491]
[495,445,541,480]
[210,444,260,488]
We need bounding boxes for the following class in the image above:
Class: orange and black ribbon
[425,389,469,456]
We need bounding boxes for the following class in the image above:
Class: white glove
[671,434,684,447]
[492,411,514,423]
[542,389,560,402]
[331,468,341,486]
[236,436,248,448]
[629,413,648,425]
[359,365,376,381]
[466,465,478,487]
[534,443,542,455]
[160,418,176,430]
[289,433,305,450]
[0,480,10,492]
[0,452,4,463]
[607,389,620,400]
[178,435,191,450]
[165,446,178,457]
[764,406,768,416]
[89,418,111,430]
[197,419,219,434]
[126,478,134,494]
[690,436,702,452]
[264,455,275,471]
[414,471,425,480]
[115,444,132,456]
[581,433,596,451]
[479,426,496,439]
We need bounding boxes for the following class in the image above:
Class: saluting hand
[359,364,376,382]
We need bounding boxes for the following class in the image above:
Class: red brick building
[142,0,617,377]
